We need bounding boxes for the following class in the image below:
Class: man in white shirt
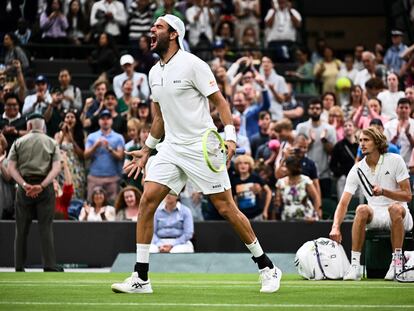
[90,0,127,39]
[329,127,413,281]
[384,98,414,166]
[377,73,405,119]
[185,0,215,47]
[354,51,377,90]
[112,54,150,100]
[22,75,52,116]
[111,14,281,295]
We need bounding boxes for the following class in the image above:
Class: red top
[55,184,74,219]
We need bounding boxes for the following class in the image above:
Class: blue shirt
[152,202,194,247]
[86,129,125,177]
[384,43,407,74]
[356,144,400,158]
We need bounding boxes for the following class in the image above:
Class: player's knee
[355,204,371,220]
[388,204,404,221]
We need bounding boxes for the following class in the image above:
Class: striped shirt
[128,1,157,40]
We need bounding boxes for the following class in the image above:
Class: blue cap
[212,40,225,49]
[99,109,112,119]
[35,75,48,84]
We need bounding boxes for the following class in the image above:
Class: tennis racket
[202,129,227,173]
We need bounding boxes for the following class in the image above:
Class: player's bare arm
[208,91,236,161]
[124,101,165,179]
[329,191,352,243]
[372,178,412,202]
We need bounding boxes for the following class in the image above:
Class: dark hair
[67,0,88,34]
[365,77,384,90]
[63,110,85,150]
[296,46,310,57]
[397,97,411,107]
[114,186,142,211]
[3,92,20,105]
[46,0,63,16]
[285,156,302,176]
[308,98,322,108]
[91,186,108,207]
[322,92,337,106]
[258,111,271,120]
[104,90,117,98]
[5,32,18,46]
[59,68,71,75]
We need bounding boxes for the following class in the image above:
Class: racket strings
[206,132,226,170]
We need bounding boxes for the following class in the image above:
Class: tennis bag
[396,251,414,283]
[295,237,350,280]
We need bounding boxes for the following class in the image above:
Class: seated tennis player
[111,14,281,294]
[329,126,413,281]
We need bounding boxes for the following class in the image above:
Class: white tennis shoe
[259,266,282,293]
[111,272,153,293]
[343,264,362,281]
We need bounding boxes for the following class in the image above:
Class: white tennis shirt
[149,49,219,145]
[344,153,409,208]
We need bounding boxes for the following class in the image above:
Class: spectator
[124,118,141,150]
[353,44,365,70]
[313,46,341,93]
[282,83,304,128]
[259,56,288,121]
[232,85,270,139]
[264,0,302,63]
[329,119,359,199]
[275,156,321,221]
[385,98,414,166]
[126,97,140,120]
[384,30,407,76]
[81,80,108,130]
[54,109,86,200]
[238,25,260,51]
[54,151,74,219]
[149,194,194,253]
[78,186,116,221]
[353,97,388,130]
[3,32,29,73]
[328,106,345,141]
[179,181,203,221]
[377,72,405,120]
[0,133,15,219]
[0,93,27,153]
[285,47,317,96]
[234,0,260,44]
[44,87,65,137]
[338,54,358,83]
[275,133,321,198]
[213,66,232,101]
[232,114,251,156]
[117,79,135,115]
[113,54,149,100]
[39,0,69,43]
[232,154,272,220]
[405,86,414,118]
[296,98,336,198]
[133,35,157,76]
[128,0,156,44]
[58,68,83,111]
[365,77,385,99]
[66,0,90,45]
[344,85,364,121]
[89,32,119,76]
[250,111,271,159]
[8,113,62,272]
[215,20,237,50]
[186,0,216,48]
[115,185,142,221]
[311,37,326,65]
[354,51,378,90]
[3,59,27,104]
[274,118,295,167]
[22,75,52,116]
[136,100,152,125]
[14,18,32,45]
[400,46,414,88]
[84,109,125,203]
[153,0,184,20]
[209,40,232,71]
[90,0,127,41]
[320,91,337,123]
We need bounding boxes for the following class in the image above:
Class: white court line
[0,302,414,309]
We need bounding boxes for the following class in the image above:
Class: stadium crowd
[0,0,414,225]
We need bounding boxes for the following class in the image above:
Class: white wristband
[145,133,161,149]
[224,125,237,143]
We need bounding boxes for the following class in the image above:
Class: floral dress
[59,142,86,200]
[276,175,315,220]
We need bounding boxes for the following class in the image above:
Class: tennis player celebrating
[329,126,413,281]
[111,15,281,294]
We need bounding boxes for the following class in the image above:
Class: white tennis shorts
[366,204,413,231]
[145,142,231,195]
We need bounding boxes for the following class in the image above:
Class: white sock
[351,251,361,266]
[136,244,150,263]
[394,248,403,271]
[245,238,264,258]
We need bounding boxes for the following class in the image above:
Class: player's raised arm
[124,101,164,179]
[208,91,236,160]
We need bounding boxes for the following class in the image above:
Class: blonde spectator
[328,106,345,141]
[344,85,364,120]
[78,186,116,221]
[125,118,142,151]
[114,186,142,221]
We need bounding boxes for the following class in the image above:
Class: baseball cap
[212,39,225,49]
[26,112,44,121]
[120,54,134,66]
[99,109,112,119]
[158,14,185,50]
[138,100,149,108]
[35,75,48,84]
[391,29,404,36]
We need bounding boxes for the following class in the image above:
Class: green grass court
[1,272,414,311]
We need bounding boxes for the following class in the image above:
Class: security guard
[8,113,62,272]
